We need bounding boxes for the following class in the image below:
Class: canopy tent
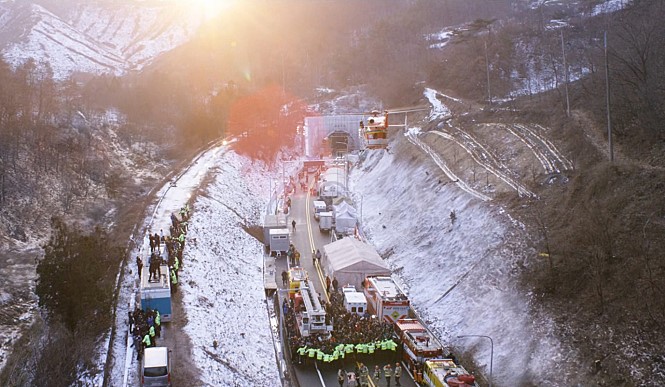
[323,238,390,289]
[332,196,356,207]
[333,201,357,234]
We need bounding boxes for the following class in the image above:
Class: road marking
[357,361,377,387]
[305,180,329,303]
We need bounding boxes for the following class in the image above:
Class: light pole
[457,334,493,387]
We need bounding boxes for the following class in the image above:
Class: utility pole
[561,30,570,117]
[484,40,492,107]
[604,31,614,162]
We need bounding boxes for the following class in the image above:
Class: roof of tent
[334,201,357,219]
[332,196,355,207]
[323,238,389,275]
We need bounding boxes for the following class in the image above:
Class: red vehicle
[394,318,444,383]
[363,276,410,323]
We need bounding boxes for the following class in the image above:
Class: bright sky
[176,0,233,14]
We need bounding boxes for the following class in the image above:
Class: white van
[313,201,327,220]
[343,286,367,316]
[142,347,172,387]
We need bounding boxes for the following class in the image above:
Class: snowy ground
[70,94,589,387]
[104,143,282,386]
[179,152,281,386]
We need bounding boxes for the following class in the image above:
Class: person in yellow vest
[394,363,402,386]
[142,333,151,349]
[170,269,178,293]
[149,325,156,346]
[154,312,161,337]
[384,363,393,387]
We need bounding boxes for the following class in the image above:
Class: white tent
[333,201,357,234]
[323,238,390,289]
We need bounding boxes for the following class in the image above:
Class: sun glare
[180,0,232,15]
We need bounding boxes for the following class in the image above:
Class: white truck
[318,211,333,232]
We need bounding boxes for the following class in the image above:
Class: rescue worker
[149,325,156,347]
[154,232,161,253]
[374,365,381,380]
[337,368,345,387]
[149,234,155,253]
[128,311,134,331]
[132,332,143,360]
[384,364,393,387]
[148,256,155,281]
[359,363,369,387]
[394,363,402,386]
[154,312,161,337]
[170,269,178,293]
[136,256,143,278]
[142,333,151,349]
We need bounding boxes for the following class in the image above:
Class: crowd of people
[130,204,191,360]
[286,286,397,367]
[128,307,161,361]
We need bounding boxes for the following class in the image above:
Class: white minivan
[313,200,327,220]
[142,347,172,387]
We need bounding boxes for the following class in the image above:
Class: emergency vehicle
[360,110,389,149]
[293,277,331,336]
[394,318,444,383]
[422,358,478,387]
[288,267,308,297]
[363,276,410,323]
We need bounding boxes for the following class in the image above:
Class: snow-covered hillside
[0,1,221,79]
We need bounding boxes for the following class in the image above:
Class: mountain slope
[0,1,215,79]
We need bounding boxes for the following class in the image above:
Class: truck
[140,264,172,322]
[293,278,332,336]
[268,228,290,256]
[319,211,333,232]
[422,358,478,387]
[263,213,288,246]
[363,276,410,323]
[394,318,444,383]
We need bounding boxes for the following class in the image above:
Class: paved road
[275,180,417,387]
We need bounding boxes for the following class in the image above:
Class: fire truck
[289,268,331,336]
[394,318,444,383]
[363,276,410,323]
[422,358,478,387]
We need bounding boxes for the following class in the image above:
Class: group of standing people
[338,361,402,387]
[135,205,190,291]
[286,244,301,266]
[130,204,191,361]
[288,289,397,365]
[129,307,161,361]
